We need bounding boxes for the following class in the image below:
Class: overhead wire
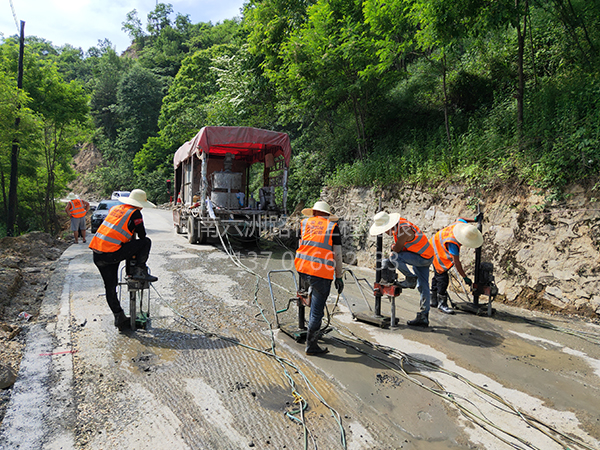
[9,0,19,32]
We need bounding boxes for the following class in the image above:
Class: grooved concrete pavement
[1,208,600,450]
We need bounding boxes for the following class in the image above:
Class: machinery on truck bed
[172,126,292,244]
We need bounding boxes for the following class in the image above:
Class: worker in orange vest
[430,218,483,314]
[89,189,158,331]
[65,193,90,244]
[294,200,344,355]
[369,211,434,327]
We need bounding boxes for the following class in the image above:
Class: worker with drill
[430,217,483,314]
[294,200,344,355]
[369,211,434,327]
[89,189,158,331]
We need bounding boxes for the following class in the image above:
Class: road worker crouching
[89,189,158,331]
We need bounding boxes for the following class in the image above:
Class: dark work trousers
[92,237,152,314]
[431,270,450,301]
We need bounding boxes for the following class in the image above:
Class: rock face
[319,184,600,318]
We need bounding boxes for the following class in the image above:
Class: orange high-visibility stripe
[431,222,462,274]
[392,218,434,259]
[68,199,86,218]
[294,216,336,280]
[89,204,137,253]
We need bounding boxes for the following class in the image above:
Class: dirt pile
[0,232,70,422]
[69,142,104,201]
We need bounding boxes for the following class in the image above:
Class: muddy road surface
[1,208,599,450]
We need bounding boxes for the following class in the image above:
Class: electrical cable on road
[219,230,595,449]
[327,319,597,450]
[150,280,346,450]
[448,270,600,345]
[171,228,596,450]
[155,226,349,448]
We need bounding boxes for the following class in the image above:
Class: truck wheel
[175,222,184,234]
[188,217,198,244]
[198,225,207,245]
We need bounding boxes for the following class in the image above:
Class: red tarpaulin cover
[173,126,291,169]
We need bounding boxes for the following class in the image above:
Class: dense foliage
[1,0,599,236]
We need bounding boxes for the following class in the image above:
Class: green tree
[278,0,385,158]
[0,71,40,235]
[1,40,90,234]
[116,65,164,156]
[147,3,174,37]
[34,69,90,233]
[122,9,146,44]
[89,47,129,142]
[244,0,313,73]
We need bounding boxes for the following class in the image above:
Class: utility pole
[7,21,25,236]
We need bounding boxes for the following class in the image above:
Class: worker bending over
[369,212,434,327]
[89,189,158,331]
[295,201,344,355]
[430,217,483,314]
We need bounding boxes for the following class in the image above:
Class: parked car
[90,200,121,233]
[111,190,130,200]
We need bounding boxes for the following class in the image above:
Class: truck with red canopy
[172,126,291,244]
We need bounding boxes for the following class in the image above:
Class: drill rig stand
[268,269,309,342]
[353,232,401,328]
[452,212,498,317]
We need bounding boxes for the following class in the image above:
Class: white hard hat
[301,200,338,221]
[454,222,483,248]
[119,189,156,209]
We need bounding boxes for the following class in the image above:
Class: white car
[111,191,131,200]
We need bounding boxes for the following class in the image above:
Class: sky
[1,0,245,54]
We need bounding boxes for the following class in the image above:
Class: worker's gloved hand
[334,277,344,294]
[475,212,483,223]
[463,277,472,286]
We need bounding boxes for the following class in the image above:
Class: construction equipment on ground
[351,231,402,328]
[452,211,498,317]
[118,261,154,331]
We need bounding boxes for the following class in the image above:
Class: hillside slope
[320,184,600,319]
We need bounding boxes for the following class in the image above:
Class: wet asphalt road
[1,207,600,450]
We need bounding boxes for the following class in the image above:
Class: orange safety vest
[431,222,462,274]
[68,199,86,218]
[392,218,434,260]
[89,204,137,253]
[294,216,336,280]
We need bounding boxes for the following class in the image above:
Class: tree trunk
[442,55,452,147]
[516,0,527,137]
[7,22,25,236]
[351,94,367,160]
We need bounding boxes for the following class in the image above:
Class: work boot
[130,265,158,283]
[113,311,131,331]
[407,312,429,327]
[437,295,454,314]
[305,329,328,356]
[399,276,418,289]
[430,293,438,308]
[380,267,397,284]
